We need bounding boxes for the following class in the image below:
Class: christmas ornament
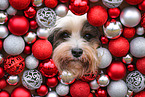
[3,35,25,55]
[38,59,58,77]
[120,7,141,27]
[36,7,56,28]
[126,90,133,97]
[107,80,127,97]
[88,93,93,97]
[9,0,31,10]
[126,71,144,93]
[141,13,145,28]
[70,80,90,97]
[25,55,39,69]
[122,54,133,64]
[46,77,58,87]
[24,32,36,44]
[95,88,107,97]
[108,8,120,18]
[44,0,58,8]
[22,69,43,90]
[125,0,143,5]
[32,0,43,7]
[0,79,7,89]
[0,0,9,10]
[0,54,3,64]
[24,7,36,18]
[87,6,108,27]
[0,11,8,24]
[8,15,29,36]
[107,61,126,80]
[37,28,50,39]
[11,86,31,97]
[36,85,48,96]
[0,40,2,51]
[30,20,38,29]
[81,72,97,82]
[23,46,31,54]
[138,0,145,11]
[130,37,145,58]
[4,55,25,75]
[109,37,129,57]
[56,83,69,96]
[102,0,123,8]
[46,91,58,97]
[55,4,68,17]
[127,64,135,71]
[0,90,10,97]
[6,75,19,85]
[59,0,69,3]
[97,73,110,87]
[0,26,9,39]
[0,67,5,78]
[6,6,17,15]
[123,27,135,38]
[136,27,144,35]
[134,91,145,97]
[136,57,145,74]
[90,79,100,90]
[97,47,112,68]
[100,36,109,44]
[89,0,99,3]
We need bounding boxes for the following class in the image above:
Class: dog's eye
[83,34,93,41]
[60,32,70,39]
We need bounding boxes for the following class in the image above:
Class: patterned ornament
[36,7,56,28]
[24,31,36,44]
[81,72,97,82]
[126,71,145,93]
[102,0,123,8]
[22,69,43,90]
[0,11,8,24]
[24,7,36,18]
[122,54,133,64]
[4,55,25,75]
[6,75,19,85]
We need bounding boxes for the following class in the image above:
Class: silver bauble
[0,11,8,24]
[0,54,3,64]
[122,54,133,64]
[7,75,19,85]
[56,83,69,96]
[32,0,43,7]
[24,32,36,44]
[55,4,68,17]
[97,74,110,87]
[0,26,8,39]
[102,0,123,8]
[0,0,9,10]
[90,79,100,90]
[136,27,144,35]
[6,6,17,15]
[37,28,50,39]
[46,91,58,97]
[120,7,141,27]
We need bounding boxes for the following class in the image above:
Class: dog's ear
[48,32,54,45]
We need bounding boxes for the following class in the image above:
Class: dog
[48,11,100,82]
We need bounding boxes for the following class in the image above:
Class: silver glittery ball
[90,79,100,90]
[0,54,3,64]
[120,7,141,27]
[0,11,8,24]
[6,6,17,15]
[102,0,123,8]
[103,21,122,39]
[97,74,110,87]
[0,26,9,39]
[56,83,69,96]
[32,0,43,7]
[46,91,58,97]
[55,4,68,17]
[136,27,144,35]
[0,0,9,10]
[122,54,133,64]
[24,32,36,44]
[7,75,19,85]
[37,28,50,39]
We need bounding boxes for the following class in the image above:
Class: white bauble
[55,4,68,17]
[56,83,69,96]
[46,91,58,97]
[0,0,9,10]
[37,28,50,39]
[90,79,100,90]
[136,27,144,35]
[6,6,17,15]
[0,26,9,39]
[102,0,123,8]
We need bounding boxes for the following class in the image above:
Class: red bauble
[69,0,89,15]
[0,79,7,89]
[30,20,38,29]
[0,90,10,97]
[108,37,129,57]
[100,36,109,44]
[11,87,31,97]
[125,0,143,5]
[37,85,48,96]
[32,39,52,60]
[87,6,108,27]
[4,55,25,75]
[23,46,31,54]
[24,7,36,18]
[0,67,5,78]
[46,77,58,87]
[107,61,126,80]
[108,8,120,18]
[0,40,3,51]
[88,93,93,97]
[59,0,69,3]
[8,16,29,36]
[127,64,135,71]
[123,27,135,38]
[81,73,97,82]
[141,13,145,28]
[44,0,58,8]
[38,59,58,77]
[138,0,145,11]
[70,80,90,97]
[9,0,31,10]
[136,57,145,75]
[95,88,107,97]
[134,91,145,97]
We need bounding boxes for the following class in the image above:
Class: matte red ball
[0,40,3,51]
[123,27,135,38]
[87,6,108,27]
[32,39,52,60]
[138,0,145,11]
[44,0,58,8]
[37,85,48,96]
[108,37,129,57]
[107,61,126,80]
[9,0,31,10]
[23,46,31,54]
[136,57,145,75]
[0,67,5,78]
[70,80,90,97]
[0,79,7,89]
[134,91,145,97]
[125,0,143,5]
[108,8,120,18]
[11,87,31,97]
[8,16,29,36]
[95,88,107,97]
[46,77,58,87]
[30,20,38,29]
[0,90,10,97]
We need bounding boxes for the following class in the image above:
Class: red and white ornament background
[0,0,145,97]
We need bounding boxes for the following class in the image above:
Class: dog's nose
[71,48,83,58]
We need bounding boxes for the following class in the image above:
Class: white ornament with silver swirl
[0,11,8,24]
[55,4,68,17]
[7,75,19,85]
[90,79,100,90]
[0,26,8,39]
[102,0,123,8]
[24,32,36,44]
[122,54,133,64]
[0,0,9,10]
[56,83,69,96]
[136,27,144,35]
[37,28,50,39]
[46,91,58,97]
[7,6,17,15]
[97,74,110,87]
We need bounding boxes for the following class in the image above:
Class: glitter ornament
[127,64,135,71]
[36,7,56,28]
[0,11,8,24]
[7,6,17,15]
[0,54,3,65]
[24,7,36,18]
[0,90,10,97]
[125,0,143,5]
[0,67,5,78]
[100,36,109,44]
[30,20,38,29]
[46,91,58,97]
[44,0,58,8]
[138,0,145,11]
[126,71,144,93]
[32,0,43,7]
[123,27,135,38]
[37,85,48,96]
[81,73,97,82]
[136,57,145,74]
[97,73,110,87]
[90,79,100,90]
[38,59,58,77]
[134,91,145,97]
[22,69,43,90]
[46,77,58,87]
[108,8,120,18]
[37,28,50,39]
[136,27,144,35]
[24,32,36,44]
[122,54,133,64]
[55,4,68,17]
[102,0,123,8]
[95,88,107,97]
[56,83,69,96]
[0,0,9,10]
[0,26,9,39]
[0,79,7,89]
[23,46,31,55]
[4,55,25,75]
[6,75,19,85]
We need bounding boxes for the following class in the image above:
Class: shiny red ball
[9,0,31,10]
[0,40,3,51]
[46,77,58,87]
[30,20,38,29]
[136,57,145,75]
[81,73,97,82]
[108,8,120,18]
[23,46,31,54]
[0,67,5,78]
[134,91,145,97]
[38,59,58,77]
[11,87,31,97]
[37,85,48,96]
[59,0,69,3]
[125,0,143,5]
[87,6,108,27]
[0,90,10,97]
[138,0,145,11]
[8,16,29,36]
[32,39,52,60]
[95,88,107,97]
[24,7,36,18]
[123,27,135,38]
[88,93,94,97]
[100,36,109,44]
[44,0,58,8]
[4,55,25,75]
[107,61,126,80]
[0,79,7,89]
[127,64,135,71]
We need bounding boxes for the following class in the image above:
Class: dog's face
[49,11,100,82]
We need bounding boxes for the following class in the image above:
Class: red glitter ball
[123,27,135,38]
[136,57,145,75]
[134,91,145,97]
[125,0,143,5]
